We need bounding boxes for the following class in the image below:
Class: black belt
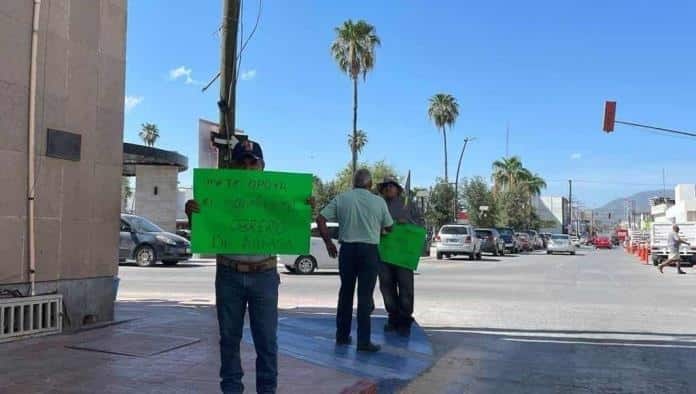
[218,257,277,273]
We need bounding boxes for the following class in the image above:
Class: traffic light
[603,101,616,132]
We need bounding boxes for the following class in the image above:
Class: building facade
[0,0,127,329]
[532,196,570,233]
[651,184,696,224]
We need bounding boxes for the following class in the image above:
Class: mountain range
[593,189,674,222]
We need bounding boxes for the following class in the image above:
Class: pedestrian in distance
[377,176,423,337]
[185,140,314,394]
[316,168,394,352]
[658,224,691,275]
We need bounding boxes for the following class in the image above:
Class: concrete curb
[340,379,378,394]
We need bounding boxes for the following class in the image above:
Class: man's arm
[316,214,338,258]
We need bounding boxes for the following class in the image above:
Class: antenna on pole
[505,121,510,158]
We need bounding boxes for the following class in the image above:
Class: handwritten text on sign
[191,169,313,255]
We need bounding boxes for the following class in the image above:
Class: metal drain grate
[0,294,63,343]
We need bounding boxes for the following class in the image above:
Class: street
[118,248,696,393]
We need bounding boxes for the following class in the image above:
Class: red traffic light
[603,101,616,132]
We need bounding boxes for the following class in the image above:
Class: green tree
[331,20,380,175]
[461,177,497,227]
[334,160,399,193]
[491,156,525,192]
[139,122,159,147]
[347,129,368,155]
[428,93,459,183]
[425,180,455,230]
[312,176,340,218]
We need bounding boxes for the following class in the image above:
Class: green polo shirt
[320,188,394,245]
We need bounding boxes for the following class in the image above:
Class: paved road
[118,248,696,393]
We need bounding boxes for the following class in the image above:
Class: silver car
[434,224,482,260]
[546,234,576,255]
[278,223,339,274]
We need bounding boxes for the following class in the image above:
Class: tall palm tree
[347,129,368,155]
[331,20,380,175]
[428,93,459,183]
[139,123,159,147]
[491,156,525,192]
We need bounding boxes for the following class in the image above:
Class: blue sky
[123,0,696,207]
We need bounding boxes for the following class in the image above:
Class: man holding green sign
[377,176,425,337]
[185,140,313,394]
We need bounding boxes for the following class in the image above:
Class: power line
[546,179,676,187]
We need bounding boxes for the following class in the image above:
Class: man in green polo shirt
[316,168,393,352]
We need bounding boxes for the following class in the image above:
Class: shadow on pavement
[403,325,696,393]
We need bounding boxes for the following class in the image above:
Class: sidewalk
[0,300,433,393]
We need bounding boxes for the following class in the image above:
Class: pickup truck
[650,223,696,266]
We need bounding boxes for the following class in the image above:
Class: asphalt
[117,247,696,393]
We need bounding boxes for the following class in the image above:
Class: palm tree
[428,93,459,183]
[139,122,159,147]
[331,20,380,175]
[347,129,368,155]
[491,156,525,192]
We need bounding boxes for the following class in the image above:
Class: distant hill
[594,189,674,223]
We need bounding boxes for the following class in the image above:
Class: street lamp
[453,137,476,220]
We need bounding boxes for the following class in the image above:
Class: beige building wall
[0,0,126,326]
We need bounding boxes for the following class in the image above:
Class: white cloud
[124,95,143,112]
[570,153,582,160]
[240,69,257,81]
[169,66,199,85]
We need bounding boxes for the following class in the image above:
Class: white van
[278,222,339,274]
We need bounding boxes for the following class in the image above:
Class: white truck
[650,223,696,266]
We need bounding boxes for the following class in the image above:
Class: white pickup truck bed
[650,223,696,265]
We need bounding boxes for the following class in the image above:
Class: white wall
[134,165,178,232]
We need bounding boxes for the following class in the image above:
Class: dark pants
[378,262,415,328]
[337,242,379,346]
[216,264,280,394]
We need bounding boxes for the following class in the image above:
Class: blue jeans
[215,264,279,394]
[336,242,379,346]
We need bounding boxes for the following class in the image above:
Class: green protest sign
[191,169,313,255]
[378,224,427,271]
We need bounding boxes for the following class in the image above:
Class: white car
[547,234,576,255]
[433,224,482,260]
[278,223,339,274]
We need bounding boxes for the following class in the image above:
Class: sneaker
[357,343,381,353]
[336,336,352,345]
[678,270,687,275]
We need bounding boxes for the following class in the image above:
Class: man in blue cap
[186,139,310,394]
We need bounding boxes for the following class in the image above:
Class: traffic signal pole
[603,101,696,138]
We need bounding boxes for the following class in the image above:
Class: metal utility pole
[453,137,475,221]
[218,0,241,168]
[568,179,572,234]
[505,122,510,158]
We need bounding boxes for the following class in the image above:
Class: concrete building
[532,196,570,233]
[122,143,188,233]
[651,184,696,224]
[0,0,127,330]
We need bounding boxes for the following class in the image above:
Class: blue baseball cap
[231,140,264,163]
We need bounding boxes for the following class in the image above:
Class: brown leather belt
[218,257,277,273]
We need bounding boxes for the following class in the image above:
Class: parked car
[523,230,543,249]
[594,236,612,249]
[546,234,576,255]
[119,214,192,267]
[570,236,582,247]
[475,228,505,256]
[539,232,552,248]
[496,227,519,253]
[515,232,532,252]
[433,224,482,260]
[278,222,339,274]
